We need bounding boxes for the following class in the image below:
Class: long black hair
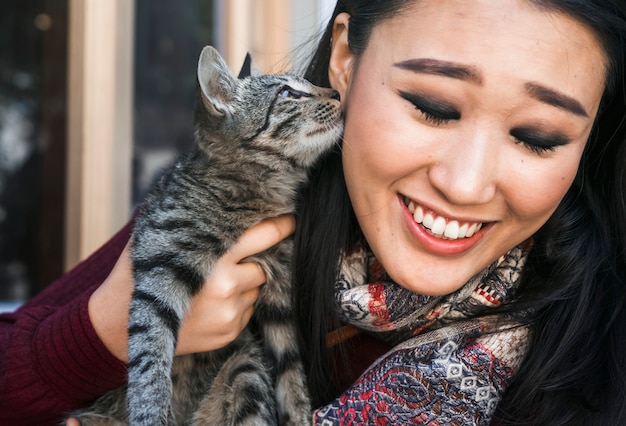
[293,0,626,424]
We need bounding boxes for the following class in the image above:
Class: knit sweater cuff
[34,291,128,403]
[1,292,126,420]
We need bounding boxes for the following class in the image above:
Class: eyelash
[399,91,570,155]
[399,91,460,125]
[510,129,569,155]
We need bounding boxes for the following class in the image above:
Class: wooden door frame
[63,0,329,270]
[65,0,134,269]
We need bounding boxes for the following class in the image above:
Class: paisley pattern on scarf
[314,243,532,425]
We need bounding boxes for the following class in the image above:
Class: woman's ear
[328,13,354,100]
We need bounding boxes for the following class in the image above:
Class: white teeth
[458,223,469,238]
[431,217,447,236]
[405,198,483,240]
[466,223,478,237]
[423,212,434,228]
[413,205,424,223]
[444,220,460,239]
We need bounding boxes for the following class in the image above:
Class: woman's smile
[403,196,484,240]
[399,195,491,256]
[329,0,606,295]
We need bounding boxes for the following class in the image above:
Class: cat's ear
[197,46,236,117]
[237,53,252,79]
[237,52,261,79]
[250,62,262,77]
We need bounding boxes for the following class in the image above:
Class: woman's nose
[428,128,498,206]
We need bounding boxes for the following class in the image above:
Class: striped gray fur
[67,46,342,426]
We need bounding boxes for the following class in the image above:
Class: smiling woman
[329,0,603,297]
[295,0,626,424]
[0,0,625,425]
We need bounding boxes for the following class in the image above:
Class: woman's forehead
[365,0,607,113]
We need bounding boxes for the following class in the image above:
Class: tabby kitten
[69,46,342,425]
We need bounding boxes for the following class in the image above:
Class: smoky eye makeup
[398,87,572,154]
[398,90,461,124]
[509,127,570,154]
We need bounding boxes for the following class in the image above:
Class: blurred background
[0,0,335,311]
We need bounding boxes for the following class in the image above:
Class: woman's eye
[510,128,569,155]
[399,91,460,125]
[278,86,310,99]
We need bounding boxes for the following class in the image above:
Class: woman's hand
[88,215,296,362]
[175,214,296,355]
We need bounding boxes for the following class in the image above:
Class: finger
[241,286,261,306]
[240,304,256,329]
[228,215,296,260]
[234,260,268,291]
[66,419,80,426]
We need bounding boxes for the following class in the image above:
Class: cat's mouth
[305,112,344,141]
[306,127,332,138]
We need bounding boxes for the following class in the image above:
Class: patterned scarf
[314,243,532,425]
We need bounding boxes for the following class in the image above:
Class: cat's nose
[330,90,340,101]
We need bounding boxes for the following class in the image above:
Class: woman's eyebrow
[394,59,590,117]
[524,82,589,117]
[393,58,483,85]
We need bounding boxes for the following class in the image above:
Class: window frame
[64,0,332,270]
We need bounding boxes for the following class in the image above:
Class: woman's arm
[0,215,295,425]
[0,219,133,424]
[89,215,297,362]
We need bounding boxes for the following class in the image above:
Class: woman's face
[329,0,607,295]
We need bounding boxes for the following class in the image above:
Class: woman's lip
[398,196,490,255]
[401,195,487,225]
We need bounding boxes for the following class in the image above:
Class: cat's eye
[398,90,460,125]
[510,128,569,155]
[278,86,311,100]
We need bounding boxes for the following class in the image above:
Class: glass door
[0,0,69,307]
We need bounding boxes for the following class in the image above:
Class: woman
[295,0,626,424]
[1,0,625,424]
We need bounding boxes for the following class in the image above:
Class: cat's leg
[255,240,312,426]
[191,333,276,426]
[262,320,311,426]
[267,325,311,425]
[64,386,129,426]
[126,268,194,426]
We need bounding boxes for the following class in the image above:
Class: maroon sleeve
[0,220,133,425]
